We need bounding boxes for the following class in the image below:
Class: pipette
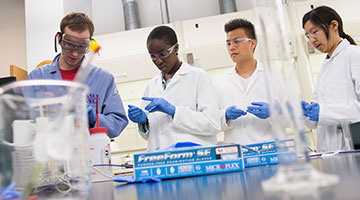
[96,96,99,128]
[74,39,101,83]
[63,39,101,114]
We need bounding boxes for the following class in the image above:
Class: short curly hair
[60,12,94,38]
[147,26,178,46]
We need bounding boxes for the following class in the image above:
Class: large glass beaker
[252,0,339,194]
[0,79,91,199]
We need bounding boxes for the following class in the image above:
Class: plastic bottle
[88,97,112,182]
[88,127,112,182]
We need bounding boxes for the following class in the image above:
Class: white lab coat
[139,62,221,151]
[306,39,360,152]
[214,62,274,144]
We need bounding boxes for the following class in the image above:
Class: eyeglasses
[305,28,321,42]
[149,44,177,61]
[61,38,90,54]
[226,38,252,47]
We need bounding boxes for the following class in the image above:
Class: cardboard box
[133,144,244,181]
[242,139,298,168]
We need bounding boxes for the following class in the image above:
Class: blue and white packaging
[241,138,298,168]
[133,144,244,181]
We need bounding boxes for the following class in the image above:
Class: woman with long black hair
[302,6,360,152]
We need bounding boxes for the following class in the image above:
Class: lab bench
[93,152,360,200]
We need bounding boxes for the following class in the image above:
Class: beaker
[0,79,91,199]
[340,121,354,150]
[253,0,339,193]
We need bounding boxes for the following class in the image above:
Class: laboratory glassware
[0,79,91,199]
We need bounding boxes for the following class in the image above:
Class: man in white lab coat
[127,26,221,151]
[214,18,273,145]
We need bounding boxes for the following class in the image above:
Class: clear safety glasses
[149,44,177,61]
[304,28,322,42]
[226,38,252,48]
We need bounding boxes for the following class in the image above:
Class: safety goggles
[304,28,321,42]
[61,38,90,54]
[226,38,252,47]
[54,32,91,54]
[149,44,177,61]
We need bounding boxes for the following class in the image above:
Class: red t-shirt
[59,67,80,81]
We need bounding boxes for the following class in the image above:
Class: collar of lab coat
[174,61,191,76]
[327,39,350,60]
[156,62,190,91]
[229,61,263,94]
[231,60,264,75]
[47,53,63,80]
[47,53,90,80]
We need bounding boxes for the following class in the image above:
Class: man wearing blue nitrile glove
[128,26,221,151]
[142,97,175,117]
[26,12,128,138]
[306,103,319,121]
[214,18,274,144]
[128,105,147,124]
[246,102,270,119]
[225,105,247,120]
[87,104,96,127]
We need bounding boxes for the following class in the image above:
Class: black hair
[224,18,256,40]
[302,6,356,45]
[147,26,177,46]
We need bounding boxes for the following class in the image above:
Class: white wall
[63,0,92,17]
[60,0,293,36]
[25,0,64,71]
[137,0,162,30]
[168,0,220,21]
[90,0,123,35]
[0,0,27,77]
[24,0,237,70]
[2,0,308,73]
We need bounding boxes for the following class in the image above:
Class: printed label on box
[134,144,244,181]
[242,139,298,168]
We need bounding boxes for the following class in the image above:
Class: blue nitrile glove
[301,101,309,117]
[0,183,20,200]
[246,102,270,119]
[128,105,147,124]
[225,105,247,120]
[306,102,319,121]
[114,174,161,183]
[142,97,175,117]
[87,104,96,127]
[167,142,201,149]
